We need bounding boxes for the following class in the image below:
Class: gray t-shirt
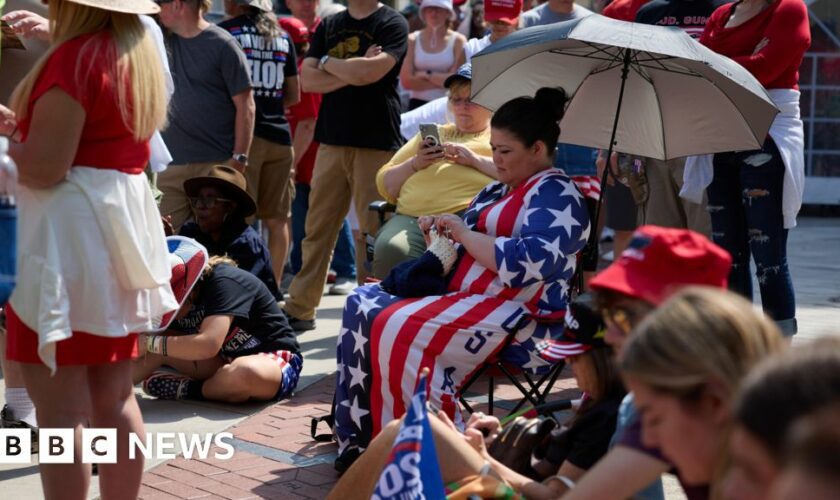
[162,25,252,164]
[520,2,593,28]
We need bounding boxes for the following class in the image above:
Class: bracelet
[410,158,419,172]
[145,335,168,356]
[550,475,576,490]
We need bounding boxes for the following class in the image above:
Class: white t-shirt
[140,15,175,173]
[400,35,493,140]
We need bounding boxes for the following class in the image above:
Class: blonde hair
[201,255,239,280]
[621,287,783,398]
[621,287,784,499]
[11,0,167,141]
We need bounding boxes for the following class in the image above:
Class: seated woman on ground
[178,165,281,300]
[329,298,626,499]
[722,337,840,500]
[132,254,302,403]
[372,62,496,278]
[332,87,591,471]
[620,287,784,500]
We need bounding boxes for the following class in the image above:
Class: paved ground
[1,216,838,499]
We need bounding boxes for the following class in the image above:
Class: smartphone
[419,123,441,148]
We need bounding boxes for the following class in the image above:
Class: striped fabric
[570,175,601,201]
[333,170,591,456]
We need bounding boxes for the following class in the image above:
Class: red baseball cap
[589,226,732,305]
[279,16,309,45]
[484,0,522,25]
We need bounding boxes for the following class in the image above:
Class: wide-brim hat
[154,236,209,331]
[65,0,160,15]
[183,165,257,217]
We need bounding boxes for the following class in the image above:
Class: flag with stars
[333,169,591,457]
[372,373,445,500]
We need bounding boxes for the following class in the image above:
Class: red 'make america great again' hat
[589,225,732,306]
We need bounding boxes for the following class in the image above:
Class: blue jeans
[290,183,356,279]
[707,138,796,335]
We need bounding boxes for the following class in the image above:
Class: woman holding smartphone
[373,63,495,278]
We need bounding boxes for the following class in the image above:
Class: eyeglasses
[153,0,175,5]
[448,96,474,106]
[189,196,233,210]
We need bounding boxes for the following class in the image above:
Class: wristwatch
[318,54,331,71]
[232,153,248,166]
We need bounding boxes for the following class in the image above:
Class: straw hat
[64,0,160,15]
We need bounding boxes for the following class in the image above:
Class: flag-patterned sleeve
[494,174,591,288]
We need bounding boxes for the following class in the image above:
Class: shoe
[334,447,362,474]
[283,310,316,332]
[1,404,38,453]
[329,277,356,296]
[143,371,190,400]
[327,269,337,284]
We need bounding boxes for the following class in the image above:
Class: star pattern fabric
[333,170,592,457]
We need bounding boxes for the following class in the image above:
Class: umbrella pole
[579,48,632,292]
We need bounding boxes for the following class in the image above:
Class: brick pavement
[140,368,581,500]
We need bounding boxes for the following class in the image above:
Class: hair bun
[534,87,568,122]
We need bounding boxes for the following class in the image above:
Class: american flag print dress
[334,169,591,455]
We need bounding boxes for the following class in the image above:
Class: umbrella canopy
[470,14,778,160]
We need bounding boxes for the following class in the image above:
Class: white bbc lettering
[213,433,235,459]
[180,433,214,460]
[82,428,117,464]
[156,432,178,459]
[0,429,31,464]
[129,432,153,459]
[40,428,75,463]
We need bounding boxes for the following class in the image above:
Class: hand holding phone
[412,124,445,171]
[419,123,441,148]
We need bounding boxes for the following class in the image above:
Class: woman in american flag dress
[333,88,591,469]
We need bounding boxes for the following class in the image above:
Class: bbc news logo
[0,429,235,463]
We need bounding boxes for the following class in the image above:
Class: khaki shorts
[245,136,295,219]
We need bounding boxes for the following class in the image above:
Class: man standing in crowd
[220,0,300,285]
[287,0,320,31]
[283,0,409,331]
[520,0,592,28]
[630,0,728,235]
[157,0,255,230]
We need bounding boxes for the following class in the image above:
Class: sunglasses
[153,0,175,4]
[600,307,636,335]
[189,196,234,210]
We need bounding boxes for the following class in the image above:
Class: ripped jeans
[707,137,797,335]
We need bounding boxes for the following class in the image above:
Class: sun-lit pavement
[1,217,837,499]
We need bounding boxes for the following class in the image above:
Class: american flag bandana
[334,170,591,456]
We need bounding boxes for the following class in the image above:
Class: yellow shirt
[375,123,493,217]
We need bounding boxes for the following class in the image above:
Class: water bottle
[0,136,17,304]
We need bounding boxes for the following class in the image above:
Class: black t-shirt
[219,15,298,145]
[543,390,624,470]
[306,7,408,150]
[172,264,300,356]
[635,0,731,38]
